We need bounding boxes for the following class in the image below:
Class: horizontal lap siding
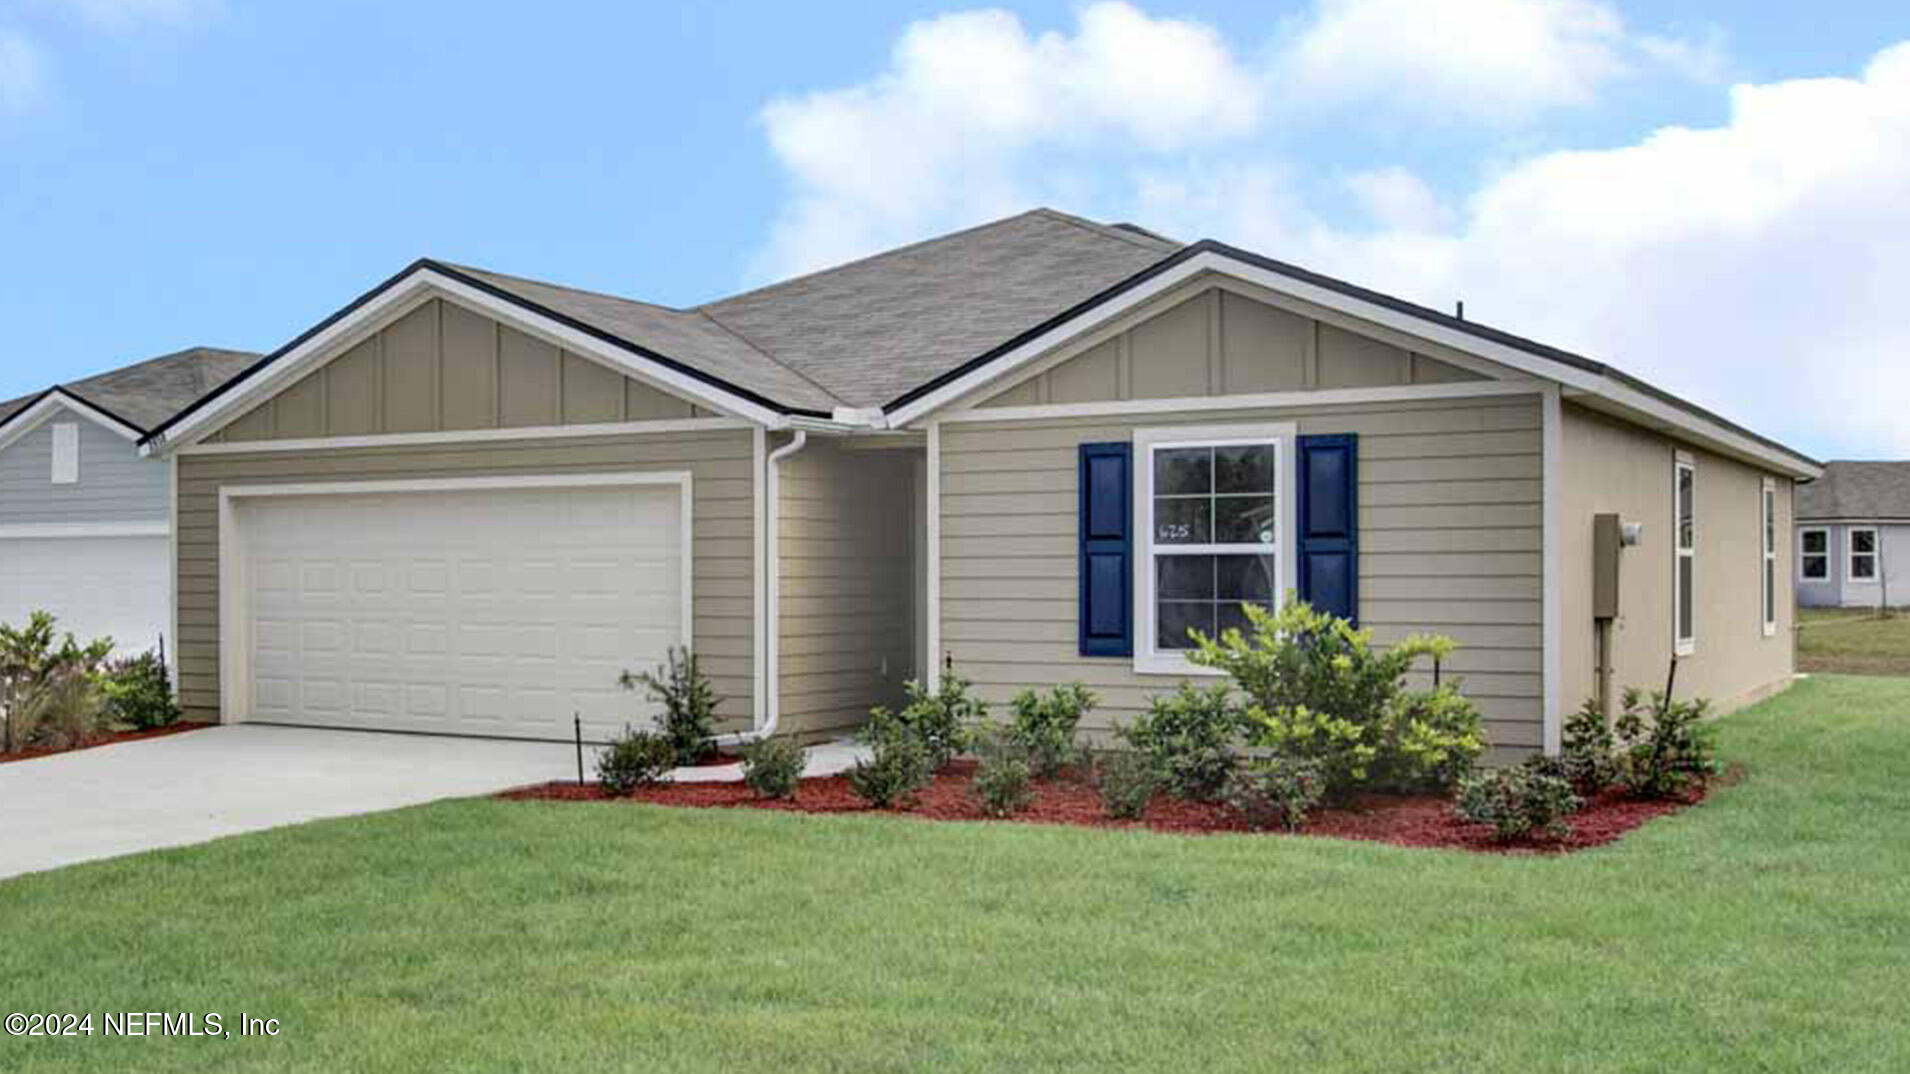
[0,408,168,525]
[938,394,1545,749]
[174,429,757,730]
[777,442,914,739]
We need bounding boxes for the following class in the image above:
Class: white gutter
[714,429,808,746]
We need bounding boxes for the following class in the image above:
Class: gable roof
[0,346,259,439]
[1797,462,1910,521]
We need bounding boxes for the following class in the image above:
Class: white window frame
[1674,451,1696,656]
[1761,477,1777,637]
[50,422,79,484]
[1798,526,1829,583]
[1132,422,1296,676]
[1849,526,1880,583]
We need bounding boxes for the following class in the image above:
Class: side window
[1799,528,1829,580]
[1674,453,1696,654]
[1761,479,1777,636]
[1850,527,1879,581]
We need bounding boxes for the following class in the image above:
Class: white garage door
[234,479,687,742]
[0,535,170,655]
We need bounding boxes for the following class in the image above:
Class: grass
[1796,606,1910,675]
[3,677,1908,1073]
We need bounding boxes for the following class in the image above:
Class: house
[1795,461,1910,608]
[0,348,256,658]
[133,210,1820,756]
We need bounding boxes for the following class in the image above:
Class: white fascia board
[148,268,785,454]
[889,249,1818,480]
[0,390,144,453]
[175,416,752,456]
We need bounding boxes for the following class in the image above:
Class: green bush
[620,647,720,766]
[968,727,1034,817]
[742,736,806,800]
[848,709,935,808]
[1188,600,1482,800]
[0,611,114,752]
[1556,697,1622,790]
[101,650,181,731]
[1222,756,1326,831]
[1118,683,1242,801]
[872,673,985,769]
[1613,688,1718,799]
[1096,751,1159,820]
[596,726,675,796]
[1006,682,1095,778]
[1454,766,1583,841]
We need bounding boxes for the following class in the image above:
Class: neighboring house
[1795,461,1910,608]
[133,210,1819,756]
[0,347,258,658]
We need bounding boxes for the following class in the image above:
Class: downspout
[714,429,808,746]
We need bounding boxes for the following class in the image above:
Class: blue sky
[2,1,1907,457]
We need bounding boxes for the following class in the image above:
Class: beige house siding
[1559,403,1793,717]
[210,298,709,443]
[777,438,915,740]
[975,282,1491,410]
[173,427,758,730]
[938,393,1546,749]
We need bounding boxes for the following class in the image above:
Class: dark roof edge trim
[1,385,151,441]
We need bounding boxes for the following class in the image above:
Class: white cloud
[0,29,47,115]
[1637,25,1732,85]
[753,2,1260,279]
[1274,0,1631,124]
[53,0,221,32]
[1343,166,1451,232]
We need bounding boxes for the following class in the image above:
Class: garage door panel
[237,482,683,740]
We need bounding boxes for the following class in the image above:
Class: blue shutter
[1079,442,1132,656]
[1297,434,1359,624]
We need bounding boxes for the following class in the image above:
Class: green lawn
[4,677,1908,1073]
[1797,607,1910,675]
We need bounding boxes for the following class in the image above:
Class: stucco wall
[1559,403,1793,716]
[0,404,167,525]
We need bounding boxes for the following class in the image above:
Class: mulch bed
[0,721,213,765]
[500,760,1723,855]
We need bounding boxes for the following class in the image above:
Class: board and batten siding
[776,439,915,740]
[208,298,710,444]
[938,393,1547,750]
[0,405,167,525]
[173,428,757,729]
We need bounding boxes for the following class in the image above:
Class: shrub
[1557,698,1622,790]
[742,736,806,800]
[0,611,113,752]
[100,650,181,731]
[1612,688,1718,799]
[873,673,986,770]
[1222,756,1326,831]
[847,709,935,808]
[620,647,720,766]
[1188,600,1478,801]
[1097,751,1159,820]
[1006,682,1095,778]
[968,727,1034,817]
[596,726,675,796]
[1118,683,1242,801]
[1454,766,1583,841]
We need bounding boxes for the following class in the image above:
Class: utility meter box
[1593,513,1622,619]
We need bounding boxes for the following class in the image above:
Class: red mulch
[0,721,213,765]
[499,760,1722,856]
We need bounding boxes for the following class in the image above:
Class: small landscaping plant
[1189,600,1484,801]
[596,726,676,796]
[1118,683,1242,801]
[621,646,720,766]
[847,708,935,808]
[100,649,181,731]
[1222,756,1325,831]
[1455,765,1583,842]
[741,736,806,800]
[1612,688,1719,799]
[0,611,114,752]
[872,672,985,770]
[1553,697,1623,790]
[1096,751,1159,820]
[1006,682,1095,778]
[968,726,1034,817]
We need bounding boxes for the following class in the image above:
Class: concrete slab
[0,725,577,882]
[667,738,871,784]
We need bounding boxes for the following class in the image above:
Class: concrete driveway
[0,725,578,882]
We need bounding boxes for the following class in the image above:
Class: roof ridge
[698,209,1068,312]
[1030,208,1180,252]
[433,261,695,314]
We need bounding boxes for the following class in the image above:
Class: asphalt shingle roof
[0,346,259,432]
[1797,462,1910,521]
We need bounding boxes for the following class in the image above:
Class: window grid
[1850,527,1879,582]
[1799,527,1829,581]
[1147,440,1281,654]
